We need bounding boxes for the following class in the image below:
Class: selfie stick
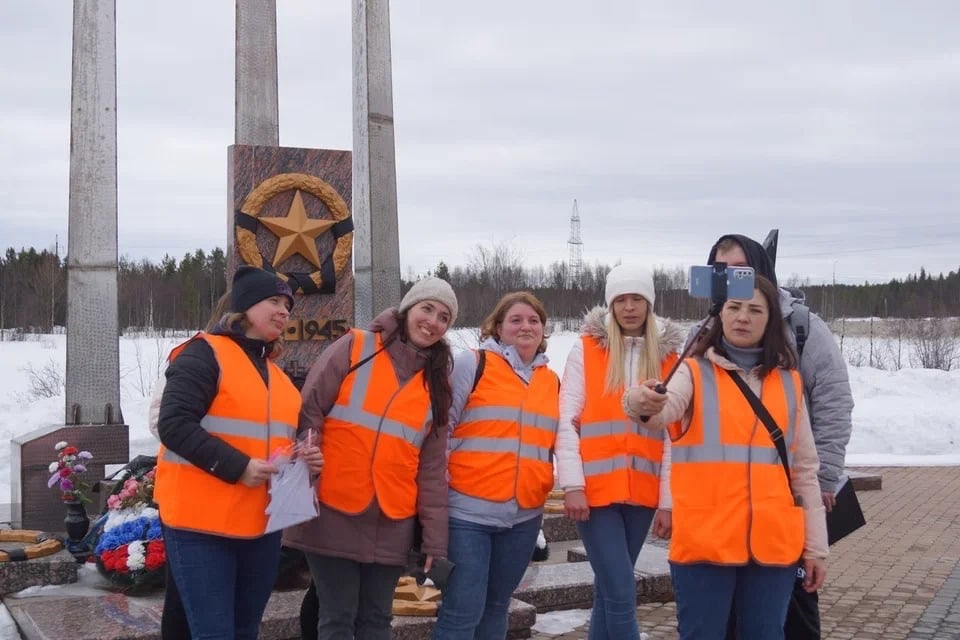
[638,264,728,421]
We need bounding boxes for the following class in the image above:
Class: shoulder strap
[724,369,794,497]
[346,331,392,375]
[789,302,810,358]
[471,349,486,392]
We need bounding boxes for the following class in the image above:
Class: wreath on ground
[92,456,165,593]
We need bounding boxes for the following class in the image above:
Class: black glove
[408,552,455,591]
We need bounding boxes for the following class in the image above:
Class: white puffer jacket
[554,306,686,509]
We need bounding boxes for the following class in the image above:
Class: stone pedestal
[10,424,128,532]
[0,549,78,596]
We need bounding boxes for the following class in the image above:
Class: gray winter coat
[685,289,854,491]
[780,289,854,492]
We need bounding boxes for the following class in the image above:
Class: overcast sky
[2,1,958,286]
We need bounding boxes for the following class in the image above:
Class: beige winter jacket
[623,347,828,561]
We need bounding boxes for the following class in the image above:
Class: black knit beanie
[231,266,295,312]
[706,234,779,289]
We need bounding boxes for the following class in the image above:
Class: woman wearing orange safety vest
[624,275,828,639]
[432,291,560,640]
[554,264,685,640]
[283,277,458,640]
[155,266,324,640]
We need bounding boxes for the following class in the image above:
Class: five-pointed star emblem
[258,190,336,268]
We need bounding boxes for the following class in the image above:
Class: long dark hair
[693,274,797,377]
[396,308,453,434]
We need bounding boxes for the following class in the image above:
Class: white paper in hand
[264,457,319,534]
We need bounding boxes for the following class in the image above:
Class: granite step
[4,587,537,640]
[541,513,578,543]
[848,470,882,491]
[0,549,78,596]
[514,544,673,612]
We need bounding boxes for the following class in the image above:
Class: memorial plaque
[228,145,354,384]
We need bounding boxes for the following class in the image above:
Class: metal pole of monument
[65,0,121,426]
[352,0,402,327]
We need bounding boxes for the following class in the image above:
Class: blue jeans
[432,514,542,640]
[304,553,404,640]
[163,525,282,640]
[670,562,796,640]
[576,504,655,640]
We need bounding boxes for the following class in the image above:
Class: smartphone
[689,264,755,302]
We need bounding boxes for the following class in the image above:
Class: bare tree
[908,318,959,371]
[467,240,526,298]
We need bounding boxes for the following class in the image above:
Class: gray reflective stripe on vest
[519,443,552,463]
[325,330,429,449]
[160,414,293,466]
[672,362,798,466]
[582,455,660,477]
[448,436,552,464]
[326,403,428,448]
[201,415,296,443]
[459,406,558,436]
[455,405,557,463]
[344,329,379,407]
[778,369,798,453]
[580,419,661,441]
[268,420,297,441]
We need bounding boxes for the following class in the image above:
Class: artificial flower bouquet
[47,441,93,503]
[92,456,166,593]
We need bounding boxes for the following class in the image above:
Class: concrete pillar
[65,0,121,425]
[235,0,279,146]
[352,0,402,327]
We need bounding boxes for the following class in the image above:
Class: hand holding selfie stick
[639,303,721,422]
[638,267,731,422]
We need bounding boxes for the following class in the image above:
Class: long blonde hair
[603,306,662,395]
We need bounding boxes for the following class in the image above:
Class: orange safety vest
[154,333,299,538]
[578,337,678,508]
[669,358,805,566]
[448,351,559,509]
[318,329,432,519]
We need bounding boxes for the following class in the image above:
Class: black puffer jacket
[157,327,276,484]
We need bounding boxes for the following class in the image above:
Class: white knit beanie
[399,277,458,325]
[604,264,656,307]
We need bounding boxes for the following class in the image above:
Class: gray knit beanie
[398,277,458,326]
